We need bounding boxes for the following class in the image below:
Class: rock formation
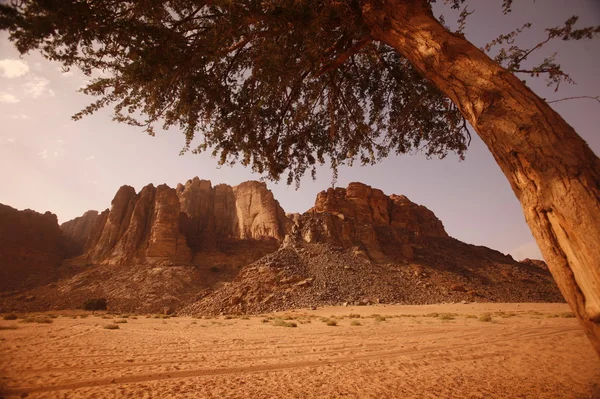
[60,210,99,257]
[297,182,447,262]
[0,204,65,292]
[82,184,192,265]
[1,180,564,314]
[69,178,288,266]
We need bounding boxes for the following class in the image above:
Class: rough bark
[361,0,600,355]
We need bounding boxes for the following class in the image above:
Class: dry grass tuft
[104,324,119,330]
[479,313,493,322]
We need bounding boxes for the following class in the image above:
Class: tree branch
[547,95,600,105]
[317,36,373,77]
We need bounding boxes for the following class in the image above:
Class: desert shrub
[560,312,575,318]
[424,313,440,318]
[224,315,234,320]
[20,317,36,323]
[82,298,107,311]
[438,313,455,321]
[47,314,58,319]
[104,324,119,330]
[114,319,128,324]
[35,318,53,324]
[0,325,18,330]
[272,318,296,327]
[373,315,386,322]
[3,314,18,320]
[241,316,250,320]
[326,319,338,326]
[465,315,477,319]
[479,313,493,322]
[350,320,362,326]
[210,266,220,273]
[348,313,361,319]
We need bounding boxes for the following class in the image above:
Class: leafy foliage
[0,0,468,186]
[0,1,597,186]
[483,16,600,91]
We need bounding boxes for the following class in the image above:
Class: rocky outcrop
[177,178,288,251]
[83,184,192,265]
[75,178,288,266]
[0,204,66,292]
[521,258,549,270]
[60,210,99,257]
[296,182,447,262]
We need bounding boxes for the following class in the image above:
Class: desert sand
[1,303,599,399]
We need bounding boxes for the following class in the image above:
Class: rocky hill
[0,204,66,292]
[0,179,564,314]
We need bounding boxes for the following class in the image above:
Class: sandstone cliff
[0,204,65,292]
[72,178,288,266]
[1,180,563,314]
[83,184,192,265]
[60,210,99,257]
[297,182,447,262]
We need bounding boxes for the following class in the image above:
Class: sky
[0,0,599,261]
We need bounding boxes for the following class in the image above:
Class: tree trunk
[362,0,600,355]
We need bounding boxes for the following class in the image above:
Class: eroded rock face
[297,182,447,262]
[67,180,449,267]
[76,178,287,266]
[84,184,192,265]
[0,204,65,291]
[60,210,99,257]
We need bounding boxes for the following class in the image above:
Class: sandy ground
[1,303,599,399]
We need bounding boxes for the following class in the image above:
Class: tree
[1,0,599,355]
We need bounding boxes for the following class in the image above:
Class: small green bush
[82,298,107,311]
[3,314,18,320]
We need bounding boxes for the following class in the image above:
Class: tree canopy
[0,1,596,186]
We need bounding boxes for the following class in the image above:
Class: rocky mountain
[0,179,564,314]
[63,178,287,268]
[0,204,66,292]
[60,210,99,257]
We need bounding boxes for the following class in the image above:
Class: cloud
[24,76,55,98]
[0,92,19,103]
[509,241,542,261]
[12,113,29,120]
[0,136,16,144]
[85,155,96,161]
[0,59,29,78]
